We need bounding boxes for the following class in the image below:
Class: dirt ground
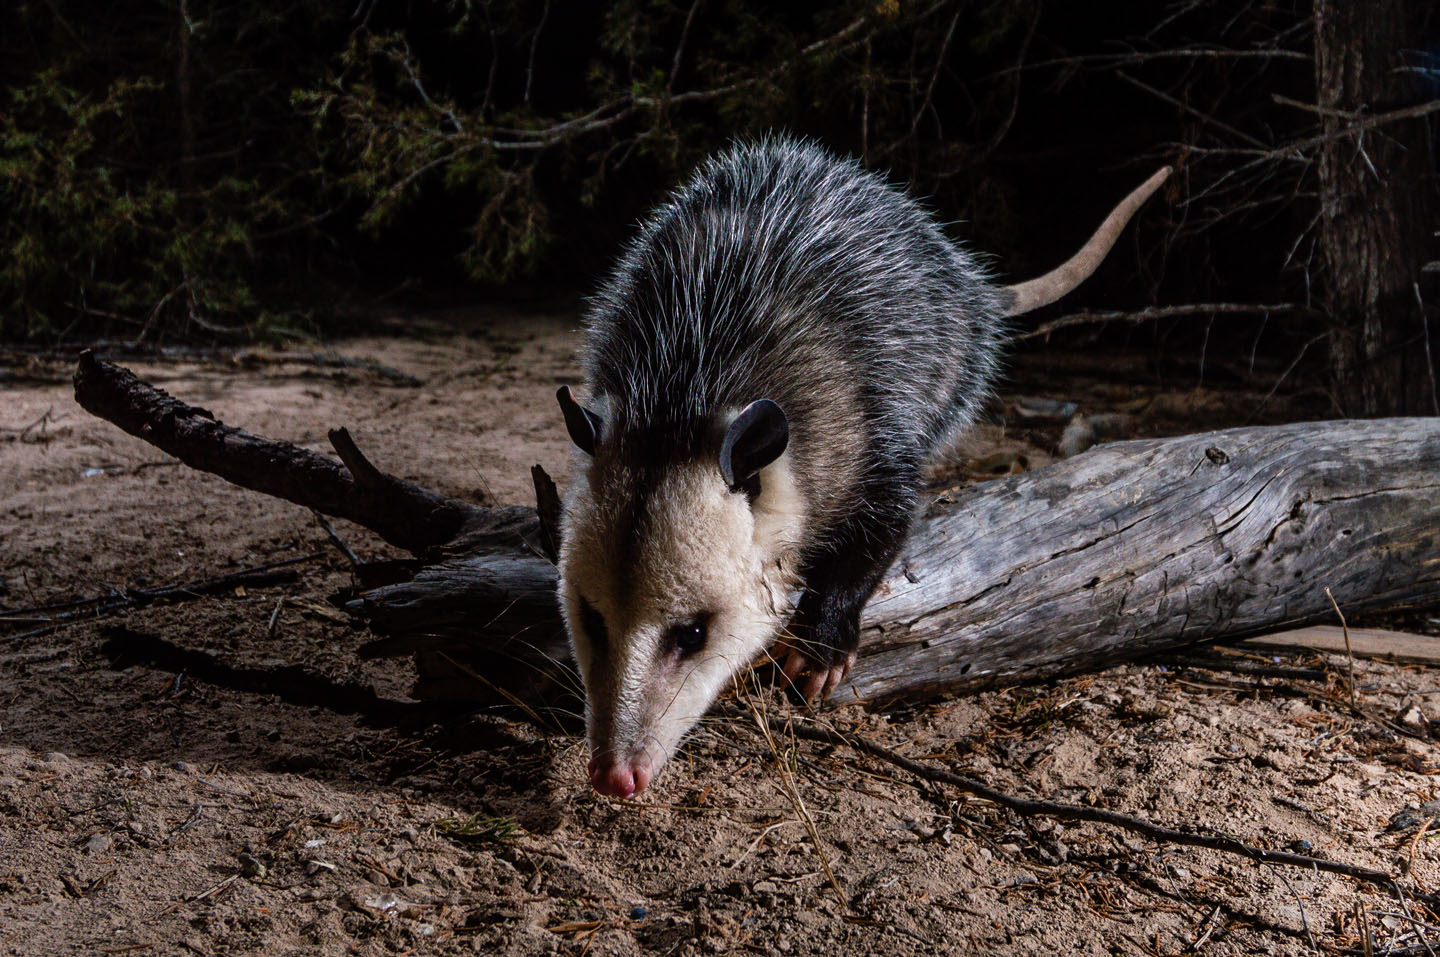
[4,308,1440,956]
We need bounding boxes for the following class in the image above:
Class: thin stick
[1417,282,1439,417]
[1325,587,1358,710]
[1012,302,1301,342]
[1270,865,1319,952]
[1391,881,1440,957]
[0,553,324,645]
[1406,818,1434,877]
[312,511,360,569]
[1117,70,1268,149]
[761,713,1396,886]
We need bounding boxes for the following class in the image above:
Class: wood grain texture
[354,419,1440,705]
[847,418,1440,701]
[1244,626,1440,666]
[71,356,1440,706]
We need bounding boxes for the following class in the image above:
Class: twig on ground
[1271,865,1319,952]
[267,597,285,638]
[1390,882,1440,957]
[155,873,238,917]
[0,554,324,645]
[1406,819,1435,877]
[73,352,480,552]
[312,511,360,569]
[1356,899,1374,957]
[752,711,1396,886]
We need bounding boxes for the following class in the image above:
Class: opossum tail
[1000,166,1171,317]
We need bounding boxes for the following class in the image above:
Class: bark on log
[354,420,1440,704]
[73,355,1440,708]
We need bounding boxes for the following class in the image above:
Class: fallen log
[73,353,1440,708]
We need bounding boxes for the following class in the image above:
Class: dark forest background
[2,0,1436,414]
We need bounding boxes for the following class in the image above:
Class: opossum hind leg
[776,506,912,703]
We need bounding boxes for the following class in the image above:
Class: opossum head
[556,388,804,798]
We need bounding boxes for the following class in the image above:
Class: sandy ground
[3,308,1440,956]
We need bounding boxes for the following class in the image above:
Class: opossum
[557,137,1168,798]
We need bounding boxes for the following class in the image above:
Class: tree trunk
[73,354,1440,710]
[1315,0,1438,416]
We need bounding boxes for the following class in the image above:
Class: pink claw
[778,644,855,703]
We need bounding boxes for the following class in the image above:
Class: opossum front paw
[776,639,856,703]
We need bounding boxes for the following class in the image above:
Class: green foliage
[295,0,1035,287]
[0,0,341,341]
[2,0,1038,340]
[436,814,523,847]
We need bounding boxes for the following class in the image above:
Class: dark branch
[772,715,1397,886]
[73,351,484,554]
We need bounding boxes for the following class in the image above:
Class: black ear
[557,386,603,455]
[719,399,789,492]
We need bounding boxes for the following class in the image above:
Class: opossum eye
[665,618,708,657]
[578,597,609,654]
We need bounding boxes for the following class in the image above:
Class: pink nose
[588,753,653,798]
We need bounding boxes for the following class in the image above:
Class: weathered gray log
[851,418,1440,700]
[353,418,1440,705]
[72,356,1440,707]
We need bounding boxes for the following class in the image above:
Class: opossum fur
[557,136,1169,797]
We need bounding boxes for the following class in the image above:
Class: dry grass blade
[736,676,847,913]
[1325,586,1358,710]
[763,713,1397,886]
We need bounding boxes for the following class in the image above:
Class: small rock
[238,853,267,878]
[42,752,70,764]
[1386,801,1440,833]
[1398,703,1427,730]
[173,761,193,774]
[1058,414,1096,459]
[360,891,402,912]
[630,906,647,920]
[305,860,336,876]
[82,833,113,855]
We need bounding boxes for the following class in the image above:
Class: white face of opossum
[556,389,803,797]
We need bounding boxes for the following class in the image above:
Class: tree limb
[72,350,484,554]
